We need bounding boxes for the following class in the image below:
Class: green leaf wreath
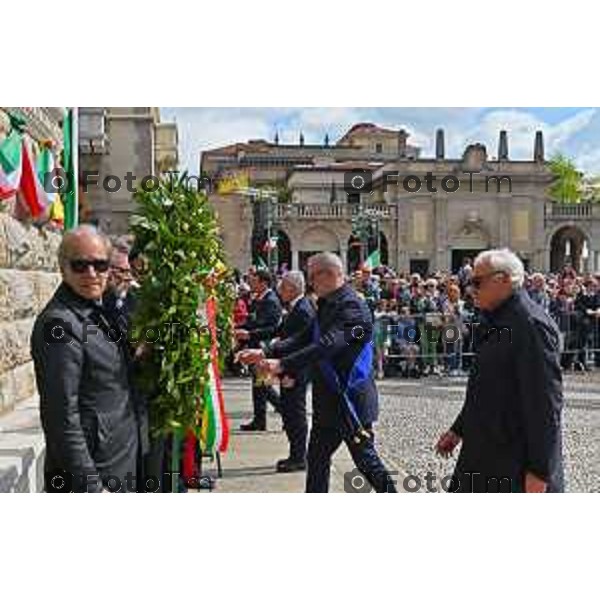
[130,174,234,436]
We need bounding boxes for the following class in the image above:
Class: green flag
[254,256,267,269]
[63,109,78,230]
[364,249,381,269]
[0,129,23,200]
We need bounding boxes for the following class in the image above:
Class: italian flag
[20,139,49,218]
[200,296,230,454]
[262,235,278,252]
[363,249,381,269]
[37,144,58,205]
[0,130,49,217]
[62,109,78,230]
[0,130,22,200]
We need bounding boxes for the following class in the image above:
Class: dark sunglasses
[69,258,110,274]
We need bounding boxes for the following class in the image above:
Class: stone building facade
[0,214,62,415]
[0,107,65,490]
[203,124,600,275]
[79,107,179,235]
[0,107,65,416]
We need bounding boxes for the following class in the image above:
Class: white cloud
[549,108,597,151]
[458,108,597,161]
[162,107,600,175]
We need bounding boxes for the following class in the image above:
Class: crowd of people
[30,226,567,492]
[233,248,566,492]
[232,257,600,380]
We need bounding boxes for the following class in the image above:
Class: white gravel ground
[374,375,600,492]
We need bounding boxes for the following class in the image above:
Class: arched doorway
[252,228,292,271]
[369,231,388,267]
[550,225,589,273]
[347,232,389,273]
[298,226,340,272]
[347,233,362,273]
[450,217,491,274]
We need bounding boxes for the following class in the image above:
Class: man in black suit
[102,247,158,491]
[238,271,316,472]
[235,268,282,431]
[256,253,397,493]
[31,225,139,492]
[436,248,564,493]
[103,248,137,329]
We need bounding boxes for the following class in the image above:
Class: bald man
[31,225,139,492]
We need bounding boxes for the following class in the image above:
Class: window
[375,143,383,154]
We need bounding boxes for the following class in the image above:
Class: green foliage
[548,154,583,204]
[583,176,600,203]
[130,173,232,435]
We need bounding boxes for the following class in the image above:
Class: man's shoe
[276,458,307,473]
[240,421,266,432]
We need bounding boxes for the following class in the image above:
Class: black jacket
[275,296,316,346]
[245,288,282,348]
[31,283,139,492]
[103,287,151,457]
[269,296,317,384]
[277,284,379,429]
[451,289,564,492]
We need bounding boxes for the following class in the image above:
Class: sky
[160,107,600,176]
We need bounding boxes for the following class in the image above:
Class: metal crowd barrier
[550,310,600,369]
[373,310,600,377]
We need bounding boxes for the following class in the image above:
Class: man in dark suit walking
[235,268,282,431]
[238,271,316,472]
[31,225,139,492]
[256,253,397,493]
[436,248,564,493]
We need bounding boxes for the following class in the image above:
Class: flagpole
[71,107,79,228]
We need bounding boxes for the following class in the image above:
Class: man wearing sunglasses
[31,225,139,492]
[435,248,564,493]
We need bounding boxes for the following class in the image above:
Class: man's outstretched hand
[235,348,265,365]
[525,472,547,493]
[257,359,283,377]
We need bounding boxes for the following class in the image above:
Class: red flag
[19,142,48,219]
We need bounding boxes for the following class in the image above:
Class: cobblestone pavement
[373,373,600,492]
[205,379,354,493]
[2,374,597,492]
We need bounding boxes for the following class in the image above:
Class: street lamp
[350,200,380,267]
[237,186,279,273]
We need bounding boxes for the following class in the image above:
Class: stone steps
[0,395,45,492]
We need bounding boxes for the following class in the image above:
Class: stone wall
[0,212,62,415]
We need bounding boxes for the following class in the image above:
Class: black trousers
[306,425,397,493]
[280,381,308,461]
[252,379,281,427]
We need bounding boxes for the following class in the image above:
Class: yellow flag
[50,195,65,223]
[216,171,249,195]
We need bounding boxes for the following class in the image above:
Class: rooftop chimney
[534,130,544,162]
[435,128,445,159]
[398,129,408,158]
[498,130,508,160]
